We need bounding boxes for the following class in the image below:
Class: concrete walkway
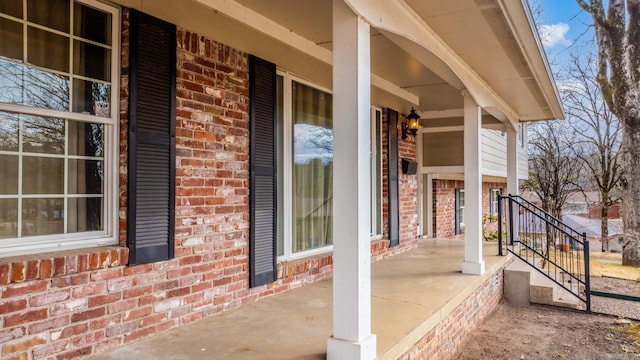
[88,239,506,360]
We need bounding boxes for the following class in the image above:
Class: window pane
[72,78,110,117]
[27,0,70,32]
[0,199,18,239]
[22,157,64,194]
[74,2,111,45]
[0,17,23,61]
[0,155,19,194]
[22,115,65,154]
[27,26,69,73]
[68,121,103,156]
[73,40,110,81]
[292,81,333,253]
[0,112,20,151]
[68,159,103,194]
[22,198,64,236]
[67,197,102,232]
[0,60,70,110]
[0,0,23,18]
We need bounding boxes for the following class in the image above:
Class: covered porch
[88,239,508,360]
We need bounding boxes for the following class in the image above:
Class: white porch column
[461,90,485,275]
[506,127,519,196]
[327,1,376,359]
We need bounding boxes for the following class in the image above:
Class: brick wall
[0,14,420,359]
[433,180,505,238]
[398,264,505,360]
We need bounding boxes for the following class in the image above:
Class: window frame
[276,71,334,262]
[0,0,120,256]
[490,188,501,218]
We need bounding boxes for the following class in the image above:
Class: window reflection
[67,197,102,232]
[68,121,103,156]
[292,81,333,253]
[0,59,70,111]
[0,155,18,195]
[0,199,18,239]
[0,112,19,151]
[27,0,70,33]
[72,79,110,117]
[22,115,65,154]
[68,159,103,194]
[0,18,23,61]
[22,198,64,237]
[22,157,64,194]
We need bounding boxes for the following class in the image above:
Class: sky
[536,0,596,69]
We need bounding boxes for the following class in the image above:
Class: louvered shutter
[249,55,277,287]
[388,108,400,246]
[455,189,461,235]
[127,10,176,265]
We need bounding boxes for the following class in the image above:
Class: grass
[537,249,640,281]
[590,252,640,280]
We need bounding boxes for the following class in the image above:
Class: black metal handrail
[498,194,591,312]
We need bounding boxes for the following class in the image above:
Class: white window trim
[490,188,501,216]
[0,0,120,256]
[277,71,333,262]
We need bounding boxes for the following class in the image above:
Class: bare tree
[576,0,640,266]
[561,52,622,252]
[523,121,583,220]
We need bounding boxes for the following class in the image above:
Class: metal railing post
[508,194,514,246]
[498,195,503,256]
[583,233,591,313]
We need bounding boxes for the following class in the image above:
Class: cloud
[539,23,572,47]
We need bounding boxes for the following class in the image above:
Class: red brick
[0,263,9,285]
[71,330,105,347]
[59,323,89,339]
[52,273,90,288]
[88,292,121,307]
[10,263,25,282]
[53,257,66,276]
[24,260,38,281]
[0,327,26,343]
[30,290,70,306]
[91,268,123,281]
[29,315,69,333]
[124,326,154,343]
[107,298,137,314]
[105,321,137,338]
[39,259,52,278]
[123,306,152,322]
[2,334,47,355]
[71,307,106,323]
[90,313,121,330]
[0,299,27,314]
[72,282,106,298]
[123,285,152,299]
[56,346,92,360]
[5,308,48,327]
[31,339,69,360]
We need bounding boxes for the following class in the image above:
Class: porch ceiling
[233,0,562,121]
[119,0,563,122]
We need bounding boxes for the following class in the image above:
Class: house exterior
[0,1,562,359]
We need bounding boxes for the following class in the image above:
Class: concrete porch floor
[88,239,507,360]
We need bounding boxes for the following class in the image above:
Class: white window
[455,189,464,234]
[490,188,501,217]
[276,72,333,260]
[370,107,382,239]
[0,0,119,256]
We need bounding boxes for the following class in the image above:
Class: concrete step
[504,257,581,310]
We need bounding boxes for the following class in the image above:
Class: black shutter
[249,55,277,287]
[127,10,176,265]
[388,108,400,246]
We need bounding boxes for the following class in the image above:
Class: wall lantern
[402,107,420,139]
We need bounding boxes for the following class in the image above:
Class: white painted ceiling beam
[194,0,418,106]
[343,0,521,130]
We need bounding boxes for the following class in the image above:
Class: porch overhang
[115,0,564,127]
